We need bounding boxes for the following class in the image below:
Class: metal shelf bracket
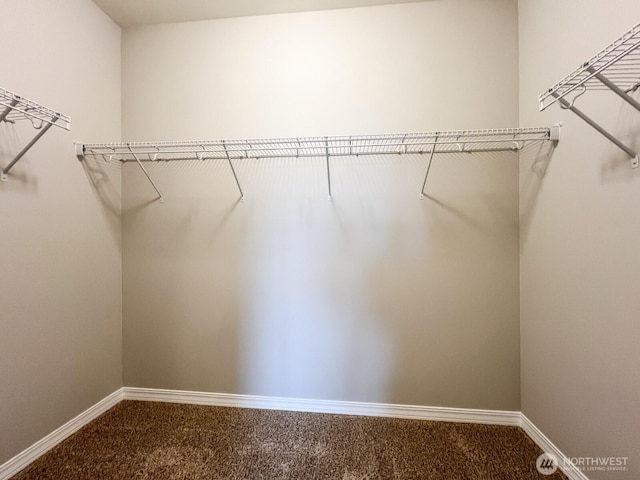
[0,87,70,181]
[222,140,244,202]
[325,137,332,201]
[539,23,640,168]
[128,146,164,203]
[420,134,438,199]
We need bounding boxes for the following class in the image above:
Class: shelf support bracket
[0,99,18,123]
[128,146,164,202]
[552,92,639,168]
[325,137,332,200]
[420,134,438,199]
[222,141,244,202]
[2,115,58,182]
[587,66,640,112]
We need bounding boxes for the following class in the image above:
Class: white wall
[121,0,523,410]
[519,1,640,478]
[123,0,518,140]
[0,0,122,464]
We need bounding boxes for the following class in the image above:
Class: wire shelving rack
[538,22,640,167]
[0,87,71,181]
[77,126,560,202]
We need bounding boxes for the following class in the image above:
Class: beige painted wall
[519,1,640,478]
[0,0,122,464]
[121,0,522,410]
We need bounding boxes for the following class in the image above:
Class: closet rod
[76,126,560,201]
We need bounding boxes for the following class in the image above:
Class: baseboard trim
[0,388,123,480]
[1,387,586,480]
[121,387,521,426]
[520,413,589,480]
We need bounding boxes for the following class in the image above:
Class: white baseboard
[122,387,522,426]
[520,413,589,480]
[0,388,123,480]
[1,386,585,480]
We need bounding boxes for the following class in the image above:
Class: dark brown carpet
[11,400,567,479]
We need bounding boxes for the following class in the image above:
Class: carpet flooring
[11,400,567,479]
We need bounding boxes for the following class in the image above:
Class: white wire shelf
[0,87,71,181]
[539,23,640,111]
[79,127,557,161]
[77,126,560,202]
[0,88,71,130]
[538,23,640,168]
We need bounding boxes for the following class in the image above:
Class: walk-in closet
[1,1,638,479]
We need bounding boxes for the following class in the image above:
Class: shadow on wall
[0,122,39,192]
[601,91,640,182]
[236,151,520,408]
[80,155,122,246]
[120,158,249,392]
[379,152,520,409]
[519,140,557,248]
[238,156,400,402]
[118,151,520,409]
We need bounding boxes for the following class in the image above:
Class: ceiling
[91,0,427,28]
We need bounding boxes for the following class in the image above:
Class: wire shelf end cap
[74,141,85,159]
